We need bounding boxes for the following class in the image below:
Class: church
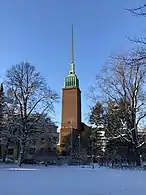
[59,25,89,152]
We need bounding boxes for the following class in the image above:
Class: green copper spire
[64,25,79,88]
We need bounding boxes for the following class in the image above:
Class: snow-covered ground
[0,165,146,195]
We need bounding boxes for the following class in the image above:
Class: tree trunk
[131,110,140,166]
[18,142,25,167]
[134,148,141,166]
[13,141,20,162]
[2,140,9,163]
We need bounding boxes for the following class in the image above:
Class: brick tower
[60,25,81,149]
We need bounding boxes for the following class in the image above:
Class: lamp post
[71,125,73,157]
[68,120,73,158]
[78,134,81,165]
[92,140,94,169]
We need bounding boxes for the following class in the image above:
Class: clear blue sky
[0,0,145,127]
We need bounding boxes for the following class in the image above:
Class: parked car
[22,159,38,164]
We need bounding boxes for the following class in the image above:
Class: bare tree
[127,4,146,45]
[89,49,146,166]
[4,62,59,166]
[127,4,146,17]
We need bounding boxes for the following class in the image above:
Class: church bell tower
[60,25,82,148]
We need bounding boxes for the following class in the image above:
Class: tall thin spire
[69,24,75,74]
[71,24,74,64]
[64,25,79,88]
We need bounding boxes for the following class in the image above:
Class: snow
[8,167,39,171]
[0,165,146,195]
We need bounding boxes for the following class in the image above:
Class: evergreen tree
[89,49,146,166]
